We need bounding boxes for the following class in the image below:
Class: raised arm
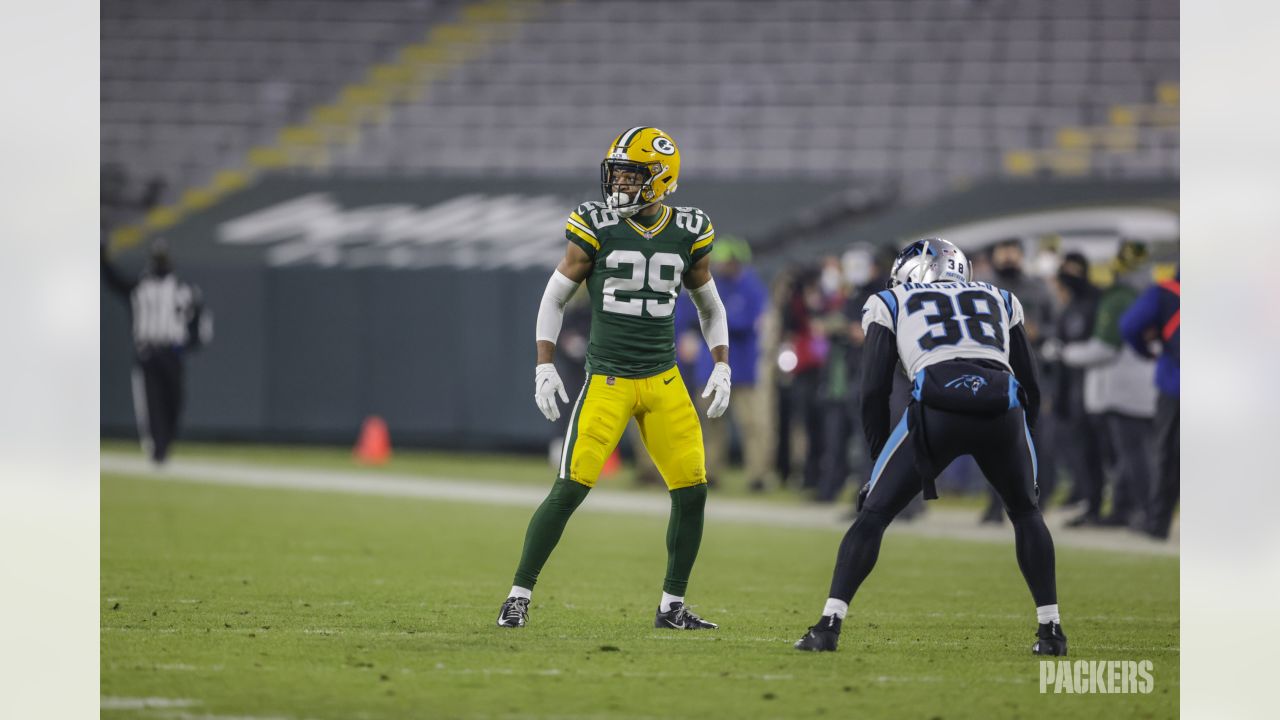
[100,244,137,299]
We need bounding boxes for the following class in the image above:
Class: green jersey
[564,201,716,378]
[1094,283,1140,348]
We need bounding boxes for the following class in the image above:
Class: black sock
[827,509,893,603]
[1008,509,1058,607]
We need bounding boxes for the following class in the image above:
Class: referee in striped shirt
[102,238,212,464]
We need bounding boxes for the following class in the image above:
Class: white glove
[701,362,732,419]
[534,363,569,421]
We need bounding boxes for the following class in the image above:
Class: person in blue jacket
[675,235,770,490]
[1119,271,1179,539]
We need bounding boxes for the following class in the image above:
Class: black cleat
[1032,621,1068,656]
[654,602,718,630]
[794,614,842,652]
[496,596,530,628]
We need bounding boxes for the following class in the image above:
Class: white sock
[660,592,683,613]
[509,585,532,600]
[1036,603,1060,625]
[823,598,849,619]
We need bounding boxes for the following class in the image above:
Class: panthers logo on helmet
[600,127,682,218]
[889,237,971,287]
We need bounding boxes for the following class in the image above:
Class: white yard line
[101,697,200,710]
[100,454,1177,557]
[156,714,297,720]
[101,697,299,720]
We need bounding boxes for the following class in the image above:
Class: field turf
[97,439,992,508]
[101,463,1178,719]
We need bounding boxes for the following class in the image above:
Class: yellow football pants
[558,367,706,490]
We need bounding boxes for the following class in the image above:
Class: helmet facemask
[601,158,662,218]
[888,240,932,288]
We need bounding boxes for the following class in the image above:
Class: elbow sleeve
[687,278,729,350]
[535,270,580,343]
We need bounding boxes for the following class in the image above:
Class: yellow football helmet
[601,127,681,217]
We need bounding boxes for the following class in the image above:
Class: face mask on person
[820,267,841,295]
[842,249,873,287]
[1057,271,1091,295]
[994,264,1023,281]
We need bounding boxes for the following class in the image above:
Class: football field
[101,448,1178,719]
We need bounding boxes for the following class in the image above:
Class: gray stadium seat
[102,0,1178,204]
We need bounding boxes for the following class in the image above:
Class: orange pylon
[354,415,391,465]
[600,449,621,477]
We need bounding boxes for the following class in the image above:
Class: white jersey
[131,275,199,346]
[861,281,1025,380]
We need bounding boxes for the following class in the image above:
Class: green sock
[663,483,708,596]
[512,477,591,589]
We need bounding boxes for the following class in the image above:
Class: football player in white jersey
[794,238,1066,656]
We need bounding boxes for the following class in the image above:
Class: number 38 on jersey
[863,280,1026,380]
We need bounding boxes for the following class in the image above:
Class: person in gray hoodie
[1042,241,1156,529]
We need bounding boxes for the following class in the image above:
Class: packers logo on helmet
[601,127,681,218]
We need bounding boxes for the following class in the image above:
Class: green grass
[100,439,997,509]
[100,438,562,485]
[102,471,1177,719]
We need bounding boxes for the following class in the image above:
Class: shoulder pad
[571,201,622,232]
[672,206,713,238]
[677,206,715,259]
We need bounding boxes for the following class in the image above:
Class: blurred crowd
[550,234,1180,540]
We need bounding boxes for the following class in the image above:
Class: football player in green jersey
[497,128,731,630]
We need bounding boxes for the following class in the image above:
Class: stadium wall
[102,174,1176,450]
[101,174,848,449]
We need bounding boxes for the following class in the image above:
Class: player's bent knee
[856,507,895,530]
[547,476,592,509]
[663,453,706,490]
[568,451,604,488]
[665,475,707,491]
[671,480,708,502]
[1006,507,1042,524]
